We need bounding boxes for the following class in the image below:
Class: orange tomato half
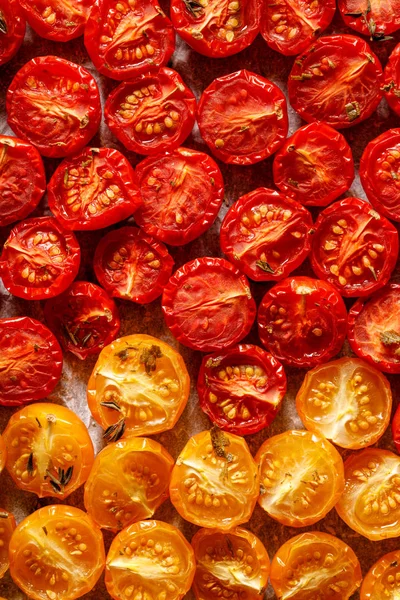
[361,549,400,599]
[0,436,5,474]
[0,509,16,579]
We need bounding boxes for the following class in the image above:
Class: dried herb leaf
[225,536,234,557]
[42,526,48,536]
[256,260,275,274]
[80,114,89,129]
[140,345,163,375]
[36,417,42,428]
[183,0,203,17]
[100,400,122,412]
[345,101,361,122]
[27,453,34,476]
[0,11,7,34]
[380,330,400,346]
[64,324,78,346]
[210,426,232,461]
[104,419,126,443]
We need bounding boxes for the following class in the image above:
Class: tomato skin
[0,0,25,66]
[197,69,288,165]
[273,122,354,207]
[339,0,400,37]
[360,549,400,599]
[6,56,101,158]
[220,187,313,282]
[0,317,63,406]
[384,43,400,117]
[134,147,224,246]
[0,435,5,473]
[393,405,400,455]
[0,509,16,579]
[19,0,94,41]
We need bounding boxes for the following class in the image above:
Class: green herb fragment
[140,345,163,375]
[104,419,126,443]
[256,260,275,274]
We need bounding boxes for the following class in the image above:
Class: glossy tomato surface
[392,404,400,454]
[0,216,81,300]
[197,69,288,165]
[19,0,94,41]
[0,435,5,474]
[339,0,400,37]
[162,257,256,352]
[0,317,62,406]
[384,43,400,117]
[0,509,16,579]
[134,147,224,245]
[258,276,348,368]
[288,35,383,129]
[361,549,400,599]
[197,344,287,435]
[0,0,25,67]
[6,56,101,158]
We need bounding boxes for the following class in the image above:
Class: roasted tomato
[339,0,400,38]
[0,0,25,67]
[0,510,16,579]
[191,527,270,600]
[6,56,101,158]
[197,344,287,435]
[170,0,261,58]
[270,532,362,600]
[0,217,81,300]
[384,43,400,117]
[169,428,259,530]
[296,357,392,450]
[393,405,400,454]
[84,0,175,81]
[9,505,105,600]
[105,520,195,600]
[18,0,94,41]
[261,0,335,56]
[361,549,400,599]
[134,147,224,246]
[273,122,354,207]
[311,197,398,298]
[44,281,120,360]
[87,334,190,439]
[0,317,62,406]
[258,276,348,368]
[84,437,173,531]
[48,147,142,231]
[3,403,94,499]
[162,257,256,352]
[288,35,383,129]
[93,226,173,303]
[220,187,313,282]
[0,435,5,474]
[197,70,288,165]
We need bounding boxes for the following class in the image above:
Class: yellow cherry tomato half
[361,549,400,599]
[0,509,16,579]
[0,435,5,474]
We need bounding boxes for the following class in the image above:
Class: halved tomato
[339,0,400,38]
[19,0,94,41]
[0,436,5,473]
[384,43,400,117]
[392,405,400,454]
[0,510,16,579]
[0,0,25,67]
[361,549,400,599]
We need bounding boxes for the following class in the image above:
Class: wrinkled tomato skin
[339,0,400,36]
[288,35,383,129]
[134,147,224,246]
[0,0,25,67]
[0,317,63,406]
[6,56,101,158]
[197,69,288,165]
[384,43,400,117]
[261,0,336,56]
[311,197,399,298]
[170,0,261,58]
[0,509,16,580]
[273,122,354,207]
[361,550,400,599]
[19,0,94,41]
[220,187,313,282]
[0,136,46,228]
[48,147,142,231]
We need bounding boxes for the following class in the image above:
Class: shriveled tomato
[162,257,256,352]
[339,0,400,38]
[84,437,173,531]
[6,56,101,158]
[0,217,81,300]
[273,122,354,207]
[170,0,261,58]
[94,226,173,304]
[134,147,224,246]
[9,505,105,600]
[288,35,383,129]
[197,344,287,435]
[197,69,288,165]
[384,43,400,117]
[0,510,16,579]
[311,197,398,298]
[19,0,94,41]
[3,403,94,499]
[220,187,313,282]
[105,520,195,600]
[0,436,5,474]
[85,0,175,81]
[296,357,392,450]
[192,527,270,600]
[48,147,142,230]
[169,428,259,530]
[87,334,190,439]
[270,532,362,600]
[0,317,62,406]
[361,549,400,599]
[261,0,335,56]
[258,276,348,368]
[0,0,25,67]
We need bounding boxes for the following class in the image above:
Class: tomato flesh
[19,0,94,41]
[339,0,400,37]
[361,549,400,599]
[384,43,400,117]
[0,0,25,67]
[0,510,16,579]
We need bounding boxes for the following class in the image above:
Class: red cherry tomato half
[258,276,348,368]
[392,404,400,454]
[84,0,175,81]
[44,281,120,360]
[197,344,287,435]
[0,136,46,228]
[288,35,383,129]
[273,122,354,207]
[48,147,142,231]
[0,216,81,300]
[18,0,94,41]
[0,0,25,67]
[162,257,256,352]
[6,56,101,158]
[220,187,313,282]
[0,316,62,406]
[94,226,174,304]
[197,69,288,165]
[311,197,399,298]
[170,0,261,58]
[339,0,400,38]
[134,147,224,246]
[384,43,400,117]
[261,0,336,56]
